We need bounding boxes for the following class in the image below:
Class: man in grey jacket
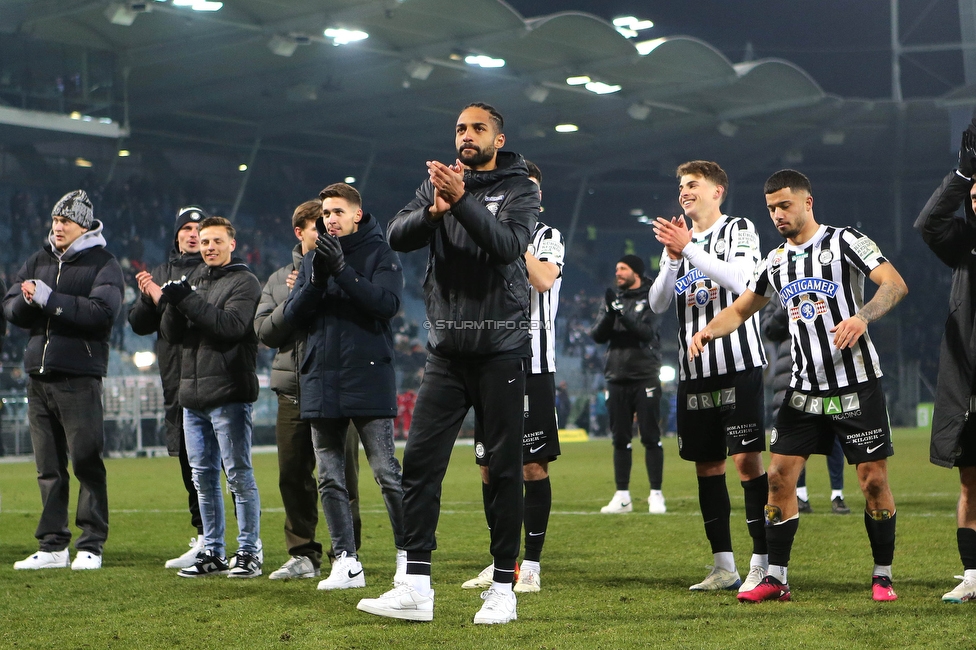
[255,199,361,580]
[3,190,123,571]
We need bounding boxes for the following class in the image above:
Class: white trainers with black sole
[473,587,517,625]
[317,551,365,590]
[14,550,70,570]
[177,550,229,578]
[269,556,319,580]
[165,536,205,569]
[357,583,434,621]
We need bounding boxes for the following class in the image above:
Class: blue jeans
[311,417,404,556]
[184,403,261,557]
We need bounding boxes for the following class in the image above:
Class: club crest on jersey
[674,268,706,295]
[818,249,834,264]
[713,239,727,255]
[686,280,718,307]
[789,298,828,322]
[486,202,500,215]
[634,300,646,312]
[770,427,778,444]
[779,278,838,308]
[475,442,486,458]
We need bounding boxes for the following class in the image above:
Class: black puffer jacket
[127,249,204,455]
[283,213,402,419]
[254,244,304,399]
[160,258,261,411]
[388,151,539,359]
[914,170,976,468]
[590,279,661,383]
[762,301,792,422]
[3,221,123,377]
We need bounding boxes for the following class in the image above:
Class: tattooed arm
[830,262,908,350]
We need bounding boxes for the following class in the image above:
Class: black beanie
[173,206,208,248]
[618,254,645,276]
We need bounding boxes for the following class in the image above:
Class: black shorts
[772,378,893,463]
[476,373,560,466]
[676,367,765,462]
[955,417,976,467]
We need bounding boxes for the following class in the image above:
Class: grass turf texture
[0,427,973,649]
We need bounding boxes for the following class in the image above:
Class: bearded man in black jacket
[357,102,539,625]
[3,190,123,571]
[128,205,209,568]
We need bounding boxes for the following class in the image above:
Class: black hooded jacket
[591,279,661,383]
[3,220,123,378]
[127,247,204,455]
[159,257,261,411]
[387,151,539,359]
[283,213,402,419]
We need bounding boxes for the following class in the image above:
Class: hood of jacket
[291,243,304,270]
[198,257,251,281]
[46,219,107,262]
[462,151,528,191]
[338,212,384,256]
[614,277,651,299]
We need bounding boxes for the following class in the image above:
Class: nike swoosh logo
[746,519,760,524]
[508,378,516,383]
[742,437,759,445]
[348,569,363,579]
[529,444,546,454]
[702,518,718,525]
[866,443,884,454]
[528,532,545,537]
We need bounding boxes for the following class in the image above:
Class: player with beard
[591,255,666,515]
[690,169,907,603]
[357,102,539,624]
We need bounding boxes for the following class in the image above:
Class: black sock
[698,474,732,553]
[742,474,769,555]
[613,447,632,491]
[863,511,896,566]
[645,443,663,491]
[958,528,976,570]
[405,551,432,576]
[766,517,799,568]
[523,477,551,563]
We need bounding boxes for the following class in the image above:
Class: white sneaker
[317,551,365,590]
[943,574,976,603]
[473,587,518,625]
[738,565,768,593]
[462,564,494,589]
[648,491,667,514]
[165,536,205,569]
[514,566,541,593]
[71,551,102,570]
[689,566,740,591]
[357,583,434,621]
[600,492,633,514]
[14,549,70,570]
[394,549,407,582]
[269,555,319,580]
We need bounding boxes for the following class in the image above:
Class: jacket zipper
[38,260,64,374]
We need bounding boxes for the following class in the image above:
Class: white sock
[873,564,892,579]
[403,573,432,595]
[650,489,663,498]
[796,486,809,501]
[831,490,844,501]
[520,560,540,574]
[750,553,769,570]
[713,552,736,573]
[491,580,513,594]
[965,569,976,580]
[768,564,788,583]
[616,490,632,501]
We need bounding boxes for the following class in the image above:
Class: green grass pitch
[1,427,974,649]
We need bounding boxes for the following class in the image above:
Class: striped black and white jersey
[528,222,564,375]
[649,215,766,381]
[751,224,886,392]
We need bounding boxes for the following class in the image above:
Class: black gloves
[160,277,193,304]
[316,233,346,276]
[958,109,976,178]
[604,288,623,314]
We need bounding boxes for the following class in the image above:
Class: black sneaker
[227,550,262,579]
[831,497,851,515]
[797,498,813,514]
[177,550,229,578]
